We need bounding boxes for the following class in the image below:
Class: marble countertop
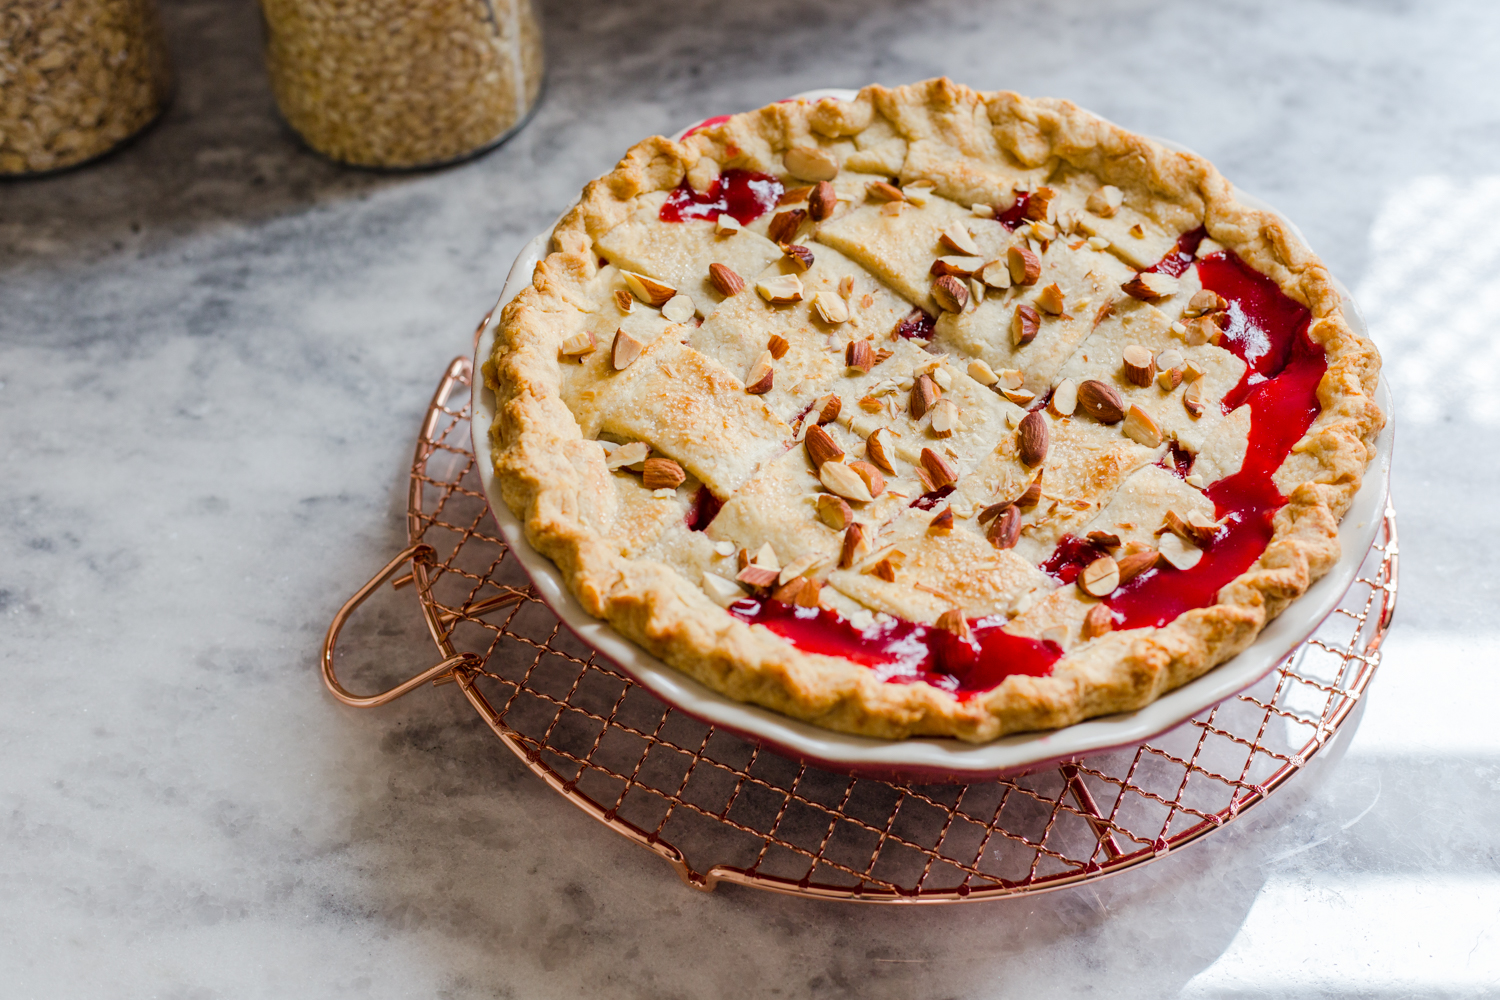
[4,0,1498,996]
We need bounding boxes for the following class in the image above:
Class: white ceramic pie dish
[472,90,1393,782]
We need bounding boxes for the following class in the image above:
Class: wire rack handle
[321,542,481,708]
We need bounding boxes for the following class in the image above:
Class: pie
[483,79,1384,742]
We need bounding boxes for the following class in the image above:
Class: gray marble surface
[3,0,1498,996]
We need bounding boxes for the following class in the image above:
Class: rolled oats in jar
[0,0,173,176]
[259,0,543,170]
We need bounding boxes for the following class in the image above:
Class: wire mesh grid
[322,355,1398,902]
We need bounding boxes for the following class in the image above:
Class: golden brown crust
[485,79,1384,743]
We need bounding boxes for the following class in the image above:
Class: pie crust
[483,79,1384,743]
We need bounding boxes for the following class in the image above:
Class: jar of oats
[259,0,543,170]
[0,0,173,176]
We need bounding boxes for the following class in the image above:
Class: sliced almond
[930,255,985,279]
[771,575,821,607]
[1086,530,1122,549]
[935,608,970,639]
[701,572,744,607]
[1182,361,1206,383]
[1077,379,1126,423]
[613,289,635,313]
[995,368,1025,392]
[621,270,676,307]
[845,339,875,373]
[783,145,839,182]
[715,213,742,236]
[1007,244,1042,285]
[560,331,597,357]
[752,542,779,571]
[932,274,969,313]
[1085,185,1124,217]
[743,351,775,395]
[1117,549,1160,584]
[1122,344,1156,387]
[901,184,933,206]
[1078,555,1121,597]
[816,493,853,530]
[662,293,695,323]
[777,553,820,586]
[910,374,941,419]
[809,180,838,221]
[1035,283,1066,316]
[865,427,895,473]
[605,440,649,471]
[1081,603,1114,639]
[820,461,874,503]
[919,447,959,489]
[804,424,845,468]
[928,507,954,532]
[766,333,790,360]
[1183,315,1222,346]
[979,258,1012,289]
[929,398,960,437]
[814,393,841,425]
[1024,186,1055,222]
[839,523,868,569]
[778,185,812,206]
[1155,348,1186,389]
[1017,410,1048,466]
[708,262,746,297]
[781,242,815,271]
[1158,532,1204,571]
[972,203,996,219]
[848,460,886,498]
[1001,386,1037,406]
[766,209,806,246]
[869,558,898,582]
[970,277,985,307]
[641,457,686,490]
[866,180,904,202]
[1016,471,1043,509]
[814,291,850,324]
[1049,378,1079,417]
[756,272,804,304]
[1121,271,1180,302]
[611,328,645,370]
[838,275,855,299]
[1183,380,1206,418]
[939,223,980,256]
[987,505,1020,549]
[1184,289,1227,317]
[1012,303,1041,346]
[968,358,999,385]
[1122,404,1163,447]
[1129,223,1146,238]
[736,564,778,589]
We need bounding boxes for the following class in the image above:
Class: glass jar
[259,0,543,170]
[0,0,173,176]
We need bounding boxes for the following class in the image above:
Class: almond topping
[814,393,841,424]
[1158,532,1204,571]
[1129,223,1146,238]
[814,290,850,324]
[838,275,855,299]
[817,493,853,530]
[766,333,790,359]
[783,145,839,182]
[1078,556,1121,597]
[1086,530,1121,549]
[866,180,904,202]
[662,293,695,323]
[804,424,844,468]
[978,258,1012,290]
[1024,186,1055,221]
[744,351,775,395]
[613,289,634,313]
[1085,185,1124,217]
[848,460,886,498]
[701,572,743,607]
[621,270,676,307]
[1182,361,1206,383]
[781,242,815,271]
[1121,271,1180,302]
[605,441,649,470]
[736,564,778,589]
[808,180,838,221]
[1122,344,1156,387]
[1077,379,1126,423]
[935,608,970,639]
[1049,378,1079,417]
[708,262,746,297]
[1116,549,1161,584]
[611,328,645,370]
[995,368,1024,392]
[715,214,742,236]
[1155,349,1186,390]
[1183,315,1222,346]
[1007,244,1042,285]
[870,557,898,582]
[751,542,779,571]
[987,505,1021,549]
[820,461,874,503]
[920,447,959,489]
[929,507,954,532]
[1017,410,1049,465]
[1012,303,1041,346]
[1016,471,1043,509]
[756,272,804,304]
[845,339,875,373]
[766,209,806,245]
[778,185,811,206]
[1185,289,1228,317]
[560,331,597,357]
[939,223,981,256]
[840,523,868,569]
[910,374,941,419]
[865,427,895,473]
[929,398,960,437]
[1035,283,1066,316]
[1081,603,1114,639]
[1002,386,1037,406]
[930,255,986,279]
[771,575,821,607]
[932,274,969,313]
[1121,404,1163,447]
[641,457,686,490]
[968,358,1000,385]
[1183,381,1206,418]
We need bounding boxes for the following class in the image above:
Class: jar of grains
[0,0,173,176]
[259,0,543,170]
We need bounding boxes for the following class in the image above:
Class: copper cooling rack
[321,355,1398,902]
